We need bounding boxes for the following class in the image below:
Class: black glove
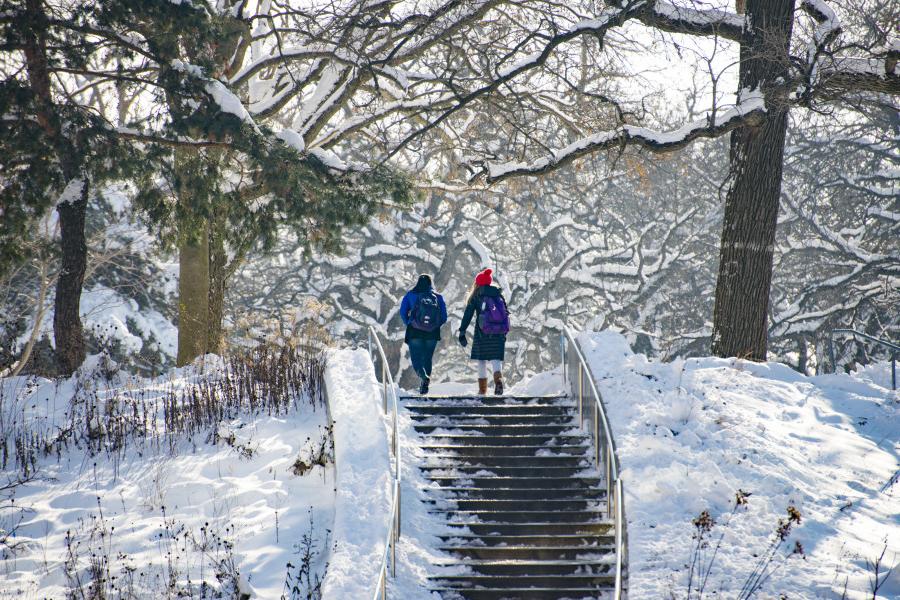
[458,331,467,347]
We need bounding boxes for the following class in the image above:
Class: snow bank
[322,348,392,599]
[0,360,334,598]
[578,330,899,599]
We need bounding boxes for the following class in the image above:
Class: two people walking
[399,268,509,395]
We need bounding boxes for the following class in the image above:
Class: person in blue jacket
[399,274,448,394]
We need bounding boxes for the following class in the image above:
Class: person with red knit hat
[458,268,510,395]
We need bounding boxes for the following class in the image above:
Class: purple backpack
[479,295,510,335]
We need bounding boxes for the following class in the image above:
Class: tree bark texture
[207,214,227,355]
[177,229,210,366]
[711,0,795,361]
[54,180,89,375]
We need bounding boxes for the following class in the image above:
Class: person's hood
[412,279,433,293]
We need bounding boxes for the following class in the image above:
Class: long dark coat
[459,285,507,361]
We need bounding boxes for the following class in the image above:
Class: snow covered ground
[322,348,393,599]
[5,333,896,599]
[575,331,899,599]
[0,354,334,599]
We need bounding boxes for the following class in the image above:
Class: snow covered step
[406,404,576,416]
[430,585,612,600]
[429,573,615,589]
[400,394,569,404]
[420,443,591,457]
[410,413,576,425]
[419,465,600,478]
[436,544,615,561]
[437,533,613,547]
[428,509,605,524]
[414,424,580,436]
[442,521,614,537]
[432,559,613,576]
[421,434,589,446]
[421,486,605,500]
[424,476,601,489]
[422,498,605,513]
[423,454,592,470]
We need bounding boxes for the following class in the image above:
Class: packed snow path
[403,393,616,599]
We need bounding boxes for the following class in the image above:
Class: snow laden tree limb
[615,0,746,42]
[796,0,899,104]
[476,96,766,184]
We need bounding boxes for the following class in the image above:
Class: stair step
[420,465,600,478]
[422,434,590,446]
[425,477,601,489]
[429,510,605,524]
[421,444,590,457]
[400,394,567,403]
[411,414,576,425]
[422,487,605,500]
[437,534,613,547]
[434,559,613,576]
[424,498,603,512]
[406,404,575,416]
[429,573,616,587]
[415,424,581,436]
[443,522,614,536]
[423,455,592,468]
[429,586,612,599]
[437,545,615,561]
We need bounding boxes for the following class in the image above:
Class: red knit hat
[474,268,493,287]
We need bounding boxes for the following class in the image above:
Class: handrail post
[382,362,387,413]
[594,403,600,466]
[829,331,836,374]
[578,362,583,427]
[892,355,896,391]
[391,518,397,577]
[560,332,567,389]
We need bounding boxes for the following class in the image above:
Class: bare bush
[0,342,326,478]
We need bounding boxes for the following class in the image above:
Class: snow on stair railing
[367,326,401,600]
[829,328,898,390]
[561,328,627,599]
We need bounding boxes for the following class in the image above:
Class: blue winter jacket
[400,286,448,341]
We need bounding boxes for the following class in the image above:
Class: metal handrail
[561,328,627,599]
[367,326,402,599]
[829,328,898,390]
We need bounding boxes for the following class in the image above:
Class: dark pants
[407,338,438,381]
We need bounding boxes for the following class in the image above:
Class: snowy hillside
[576,331,899,599]
[0,348,335,599]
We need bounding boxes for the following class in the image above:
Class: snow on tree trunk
[712,0,795,361]
[54,177,89,375]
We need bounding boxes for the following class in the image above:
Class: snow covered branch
[478,96,766,184]
[626,0,746,42]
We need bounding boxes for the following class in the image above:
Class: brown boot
[493,371,503,396]
[477,378,488,395]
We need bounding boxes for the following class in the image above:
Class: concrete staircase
[405,394,616,600]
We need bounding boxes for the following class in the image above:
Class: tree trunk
[54,178,89,375]
[711,0,795,361]
[207,214,227,355]
[177,230,210,366]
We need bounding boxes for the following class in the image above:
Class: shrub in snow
[679,491,805,600]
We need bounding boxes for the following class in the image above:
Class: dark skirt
[470,328,506,361]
